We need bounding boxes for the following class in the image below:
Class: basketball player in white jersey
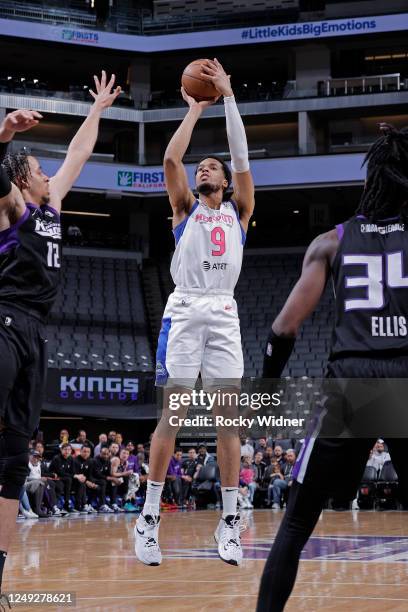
[135,59,254,566]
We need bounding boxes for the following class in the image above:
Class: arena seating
[47,250,332,377]
[47,253,154,372]
[236,252,333,377]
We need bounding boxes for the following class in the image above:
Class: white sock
[221,487,239,518]
[143,480,164,516]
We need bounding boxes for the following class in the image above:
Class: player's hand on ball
[201,58,233,97]
[181,86,219,110]
[89,70,122,109]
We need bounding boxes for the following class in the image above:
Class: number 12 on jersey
[47,241,61,269]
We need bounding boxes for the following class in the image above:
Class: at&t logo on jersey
[117,170,166,190]
[202,260,228,271]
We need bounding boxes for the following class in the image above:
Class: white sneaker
[272,503,280,510]
[134,513,162,566]
[214,514,243,566]
[99,504,114,513]
[22,509,38,519]
[52,507,63,517]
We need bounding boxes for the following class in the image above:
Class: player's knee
[0,432,30,500]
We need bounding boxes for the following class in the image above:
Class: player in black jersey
[0,72,121,600]
[257,123,408,611]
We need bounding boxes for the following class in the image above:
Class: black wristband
[0,164,11,199]
[262,329,295,379]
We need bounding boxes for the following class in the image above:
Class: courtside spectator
[181,448,198,505]
[126,441,139,472]
[167,448,183,506]
[110,448,133,512]
[269,449,296,509]
[90,447,114,513]
[263,446,275,466]
[26,451,62,517]
[240,456,256,505]
[49,443,77,514]
[255,437,268,454]
[197,444,215,466]
[109,442,120,458]
[94,434,108,457]
[74,446,95,514]
[115,433,125,449]
[107,431,117,444]
[273,445,286,469]
[366,439,391,473]
[240,436,255,459]
[71,430,94,454]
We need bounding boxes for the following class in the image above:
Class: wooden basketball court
[5,509,408,611]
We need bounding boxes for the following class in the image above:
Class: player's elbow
[163,154,180,169]
[272,319,299,339]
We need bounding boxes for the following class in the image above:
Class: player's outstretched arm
[49,70,121,212]
[201,58,255,231]
[0,109,42,214]
[263,230,338,378]
[164,88,218,225]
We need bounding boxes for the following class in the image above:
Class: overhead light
[7,76,12,80]
[293,210,299,214]
[62,210,111,217]
[251,220,256,227]
[365,53,408,61]
[33,79,39,84]
[20,77,26,82]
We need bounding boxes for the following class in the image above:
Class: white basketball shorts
[155,288,244,389]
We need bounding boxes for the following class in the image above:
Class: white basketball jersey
[170,199,245,294]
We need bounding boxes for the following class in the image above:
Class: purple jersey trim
[41,204,60,218]
[0,206,30,254]
[172,201,199,245]
[335,223,344,241]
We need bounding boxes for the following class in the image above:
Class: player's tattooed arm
[49,71,121,211]
[164,87,218,225]
[272,229,338,337]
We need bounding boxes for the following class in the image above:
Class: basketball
[181,59,218,101]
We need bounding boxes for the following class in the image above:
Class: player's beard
[41,194,50,205]
[197,181,222,196]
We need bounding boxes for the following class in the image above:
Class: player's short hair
[2,150,31,191]
[61,443,71,450]
[195,155,232,194]
[357,123,408,220]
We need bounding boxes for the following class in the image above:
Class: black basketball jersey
[330,214,408,358]
[0,203,61,317]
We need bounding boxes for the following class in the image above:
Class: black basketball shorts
[0,303,47,438]
[292,356,408,499]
